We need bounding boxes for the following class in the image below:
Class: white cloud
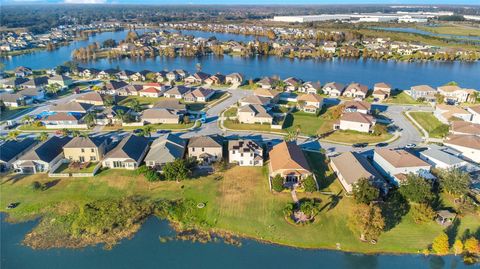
[64,0,107,3]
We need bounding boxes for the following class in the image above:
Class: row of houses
[409,84,477,103]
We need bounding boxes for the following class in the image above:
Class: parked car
[405,143,416,149]
[376,143,388,147]
[353,143,368,148]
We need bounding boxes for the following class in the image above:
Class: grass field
[223,120,279,133]
[223,107,238,118]
[384,91,420,105]
[409,112,449,139]
[2,159,478,253]
[0,106,32,121]
[418,24,480,37]
[325,130,393,144]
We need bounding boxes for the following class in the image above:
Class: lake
[0,215,470,269]
[2,30,480,89]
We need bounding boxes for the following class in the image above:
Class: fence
[45,124,88,129]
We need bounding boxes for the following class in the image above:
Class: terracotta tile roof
[140,87,161,94]
[269,141,310,173]
[375,149,430,168]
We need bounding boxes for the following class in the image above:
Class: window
[91,148,95,153]
[241,153,243,157]
[90,156,96,161]
[202,148,205,152]
[81,149,85,153]
[192,147,195,152]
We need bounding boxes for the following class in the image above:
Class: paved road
[3,86,433,153]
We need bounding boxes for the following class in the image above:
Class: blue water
[2,30,480,89]
[373,27,480,43]
[0,214,471,269]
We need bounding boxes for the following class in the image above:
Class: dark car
[133,129,143,134]
[376,143,388,147]
[353,143,368,148]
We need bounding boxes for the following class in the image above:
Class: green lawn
[0,106,32,121]
[1,163,478,254]
[325,130,393,144]
[118,96,166,106]
[286,111,326,136]
[223,120,278,132]
[384,91,420,105]
[223,107,238,118]
[409,112,449,138]
[54,162,99,174]
[418,24,480,37]
[104,122,195,131]
[18,124,47,131]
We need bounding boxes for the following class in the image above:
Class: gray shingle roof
[104,134,149,162]
[18,136,71,163]
[0,138,37,162]
[144,134,186,163]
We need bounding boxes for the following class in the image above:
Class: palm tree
[22,115,34,125]
[37,132,49,141]
[7,131,20,141]
[141,126,154,137]
[115,109,126,123]
[45,83,62,96]
[83,112,96,127]
[71,130,81,137]
[129,99,142,112]
[60,128,70,137]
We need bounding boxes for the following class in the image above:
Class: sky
[1,0,479,5]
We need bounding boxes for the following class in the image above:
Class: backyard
[409,111,449,139]
[53,162,99,174]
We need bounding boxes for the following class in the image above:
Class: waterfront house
[322,82,345,97]
[98,69,119,80]
[225,73,244,85]
[102,134,150,170]
[76,91,105,106]
[437,85,476,103]
[187,136,223,165]
[0,138,38,173]
[253,88,280,101]
[450,121,480,136]
[144,134,186,171]
[268,141,312,186]
[184,72,210,85]
[343,100,372,114]
[409,85,437,101]
[334,112,376,133]
[205,73,226,85]
[443,135,480,163]
[63,136,107,163]
[283,77,302,92]
[13,136,71,174]
[48,75,73,88]
[166,71,179,82]
[299,81,321,94]
[343,83,369,100]
[297,93,323,113]
[467,105,480,124]
[14,66,32,78]
[256,77,275,89]
[330,152,385,194]
[238,104,273,125]
[373,149,432,185]
[78,68,100,78]
[183,87,215,102]
[434,104,472,124]
[372,82,392,101]
[228,140,263,166]
[141,108,180,124]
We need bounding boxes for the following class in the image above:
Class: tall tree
[352,178,379,204]
[399,173,434,204]
[432,232,450,255]
[439,169,470,198]
[351,204,385,241]
[37,132,49,142]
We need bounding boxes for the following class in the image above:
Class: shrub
[411,203,435,224]
[303,175,317,192]
[432,232,450,255]
[272,174,284,192]
[31,181,43,191]
[145,170,162,182]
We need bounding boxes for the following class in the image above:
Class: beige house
[444,135,480,163]
[434,104,472,124]
[238,104,273,125]
[322,82,345,97]
[343,83,369,100]
[63,136,107,162]
[141,108,180,124]
[48,75,73,87]
[372,82,392,101]
[330,152,385,194]
[335,112,376,133]
[225,73,243,85]
[253,88,280,101]
[76,92,104,106]
[268,141,312,186]
[297,93,324,113]
[467,105,480,124]
[437,85,476,103]
[183,88,215,102]
[228,140,263,166]
[343,100,372,114]
[187,136,223,165]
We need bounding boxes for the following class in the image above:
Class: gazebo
[436,210,456,226]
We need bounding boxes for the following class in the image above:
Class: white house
[335,112,376,133]
[444,135,480,163]
[467,105,480,124]
[228,140,263,166]
[434,104,472,124]
[373,149,432,185]
[419,146,469,170]
[322,82,344,97]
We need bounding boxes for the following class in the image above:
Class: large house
[139,87,163,98]
[372,82,392,101]
[297,94,323,113]
[419,145,469,170]
[268,141,312,186]
[239,95,271,107]
[42,112,86,129]
[50,101,94,114]
[409,85,437,101]
[322,82,345,97]
[443,135,480,163]
[76,92,105,106]
[253,88,280,101]
[48,75,73,88]
[183,88,215,102]
[141,108,180,124]
[330,152,385,194]
[13,136,71,174]
[163,86,191,99]
[63,136,107,163]
[437,85,476,103]
[343,83,369,100]
[102,134,150,170]
[228,140,263,166]
[187,136,223,165]
[0,138,37,173]
[184,72,210,85]
[335,112,376,133]
[144,134,186,170]
[225,73,243,85]
[238,104,273,125]
[343,100,372,114]
[373,149,432,184]
[434,104,472,124]
[299,81,321,95]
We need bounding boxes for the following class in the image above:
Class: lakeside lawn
[409,111,449,139]
[2,159,478,253]
[384,91,420,105]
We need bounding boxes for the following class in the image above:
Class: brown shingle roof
[188,136,222,148]
[269,141,310,173]
[375,149,430,168]
[297,93,323,103]
[451,121,480,135]
[340,112,375,124]
[331,152,383,186]
[445,134,480,150]
[344,100,371,111]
